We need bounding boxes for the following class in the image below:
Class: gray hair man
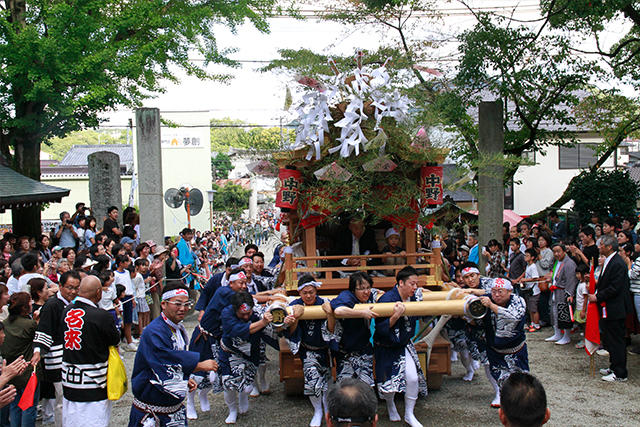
[326,378,378,427]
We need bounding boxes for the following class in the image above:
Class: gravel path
[110,317,640,427]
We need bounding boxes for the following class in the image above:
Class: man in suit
[333,218,379,266]
[588,234,633,382]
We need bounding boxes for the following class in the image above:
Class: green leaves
[567,168,639,222]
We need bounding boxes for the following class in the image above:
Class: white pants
[404,347,419,400]
[62,398,112,427]
[54,381,63,427]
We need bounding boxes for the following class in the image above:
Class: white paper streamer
[292,57,411,161]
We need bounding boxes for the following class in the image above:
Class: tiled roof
[628,166,640,185]
[59,144,133,168]
[0,165,69,212]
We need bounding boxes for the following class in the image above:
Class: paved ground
[110,317,640,427]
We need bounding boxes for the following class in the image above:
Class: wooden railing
[283,251,443,293]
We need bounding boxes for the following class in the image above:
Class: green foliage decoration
[210,182,251,220]
[567,168,639,223]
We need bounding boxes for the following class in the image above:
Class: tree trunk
[11,137,42,237]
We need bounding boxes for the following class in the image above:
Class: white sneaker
[601,372,627,382]
[596,349,610,357]
[599,368,612,376]
[124,343,137,352]
[490,395,501,408]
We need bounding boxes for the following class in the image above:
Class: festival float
[258,54,486,393]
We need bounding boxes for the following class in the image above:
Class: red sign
[421,166,443,205]
[276,168,303,209]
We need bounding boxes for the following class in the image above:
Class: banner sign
[276,169,303,209]
[421,166,443,205]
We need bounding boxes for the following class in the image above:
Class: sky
[100,1,631,130]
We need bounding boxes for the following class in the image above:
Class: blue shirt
[330,290,375,354]
[469,244,479,264]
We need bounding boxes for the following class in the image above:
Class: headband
[162,288,189,301]
[385,228,400,239]
[297,280,322,291]
[461,267,480,277]
[238,303,252,313]
[229,271,247,282]
[491,278,513,291]
[238,258,253,266]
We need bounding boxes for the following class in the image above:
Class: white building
[512,132,629,215]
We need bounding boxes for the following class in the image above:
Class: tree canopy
[211,182,251,219]
[0,0,282,235]
[210,118,295,153]
[43,130,128,161]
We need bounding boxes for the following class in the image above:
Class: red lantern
[421,166,443,205]
[276,168,303,209]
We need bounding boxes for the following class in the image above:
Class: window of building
[521,150,536,164]
[558,143,599,169]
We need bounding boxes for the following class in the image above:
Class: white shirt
[99,283,116,310]
[132,273,146,298]
[601,252,616,277]
[6,276,20,295]
[113,269,134,295]
[524,263,541,296]
[576,282,588,312]
[18,273,53,293]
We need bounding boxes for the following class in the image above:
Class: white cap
[385,228,400,239]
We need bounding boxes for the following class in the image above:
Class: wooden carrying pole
[288,297,486,320]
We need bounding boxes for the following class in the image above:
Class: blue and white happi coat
[484,294,529,385]
[327,288,381,387]
[373,286,427,397]
[287,296,332,397]
[128,315,200,427]
[188,286,236,393]
[466,277,494,364]
[218,305,274,393]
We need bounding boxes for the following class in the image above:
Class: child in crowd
[515,248,542,332]
[133,259,151,334]
[381,228,406,276]
[114,283,126,333]
[573,263,590,349]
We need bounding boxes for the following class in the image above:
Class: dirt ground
[110,316,640,427]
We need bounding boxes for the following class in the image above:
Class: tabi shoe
[599,368,612,376]
[545,330,562,342]
[601,372,627,382]
[490,395,501,408]
[186,391,198,420]
[199,388,210,412]
[249,384,260,397]
[238,392,249,414]
[555,332,571,345]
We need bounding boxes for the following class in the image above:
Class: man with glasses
[128,283,218,427]
[327,272,380,388]
[480,278,529,407]
[31,270,82,427]
[374,266,427,427]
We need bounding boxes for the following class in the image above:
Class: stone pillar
[136,108,165,244]
[249,176,258,221]
[478,101,504,273]
[88,151,122,227]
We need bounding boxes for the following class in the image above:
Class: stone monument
[478,101,505,273]
[88,151,123,227]
[135,108,165,245]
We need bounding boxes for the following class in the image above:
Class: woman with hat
[218,291,273,424]
[286,274,333,427]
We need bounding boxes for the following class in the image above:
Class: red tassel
[18,370,37,410]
